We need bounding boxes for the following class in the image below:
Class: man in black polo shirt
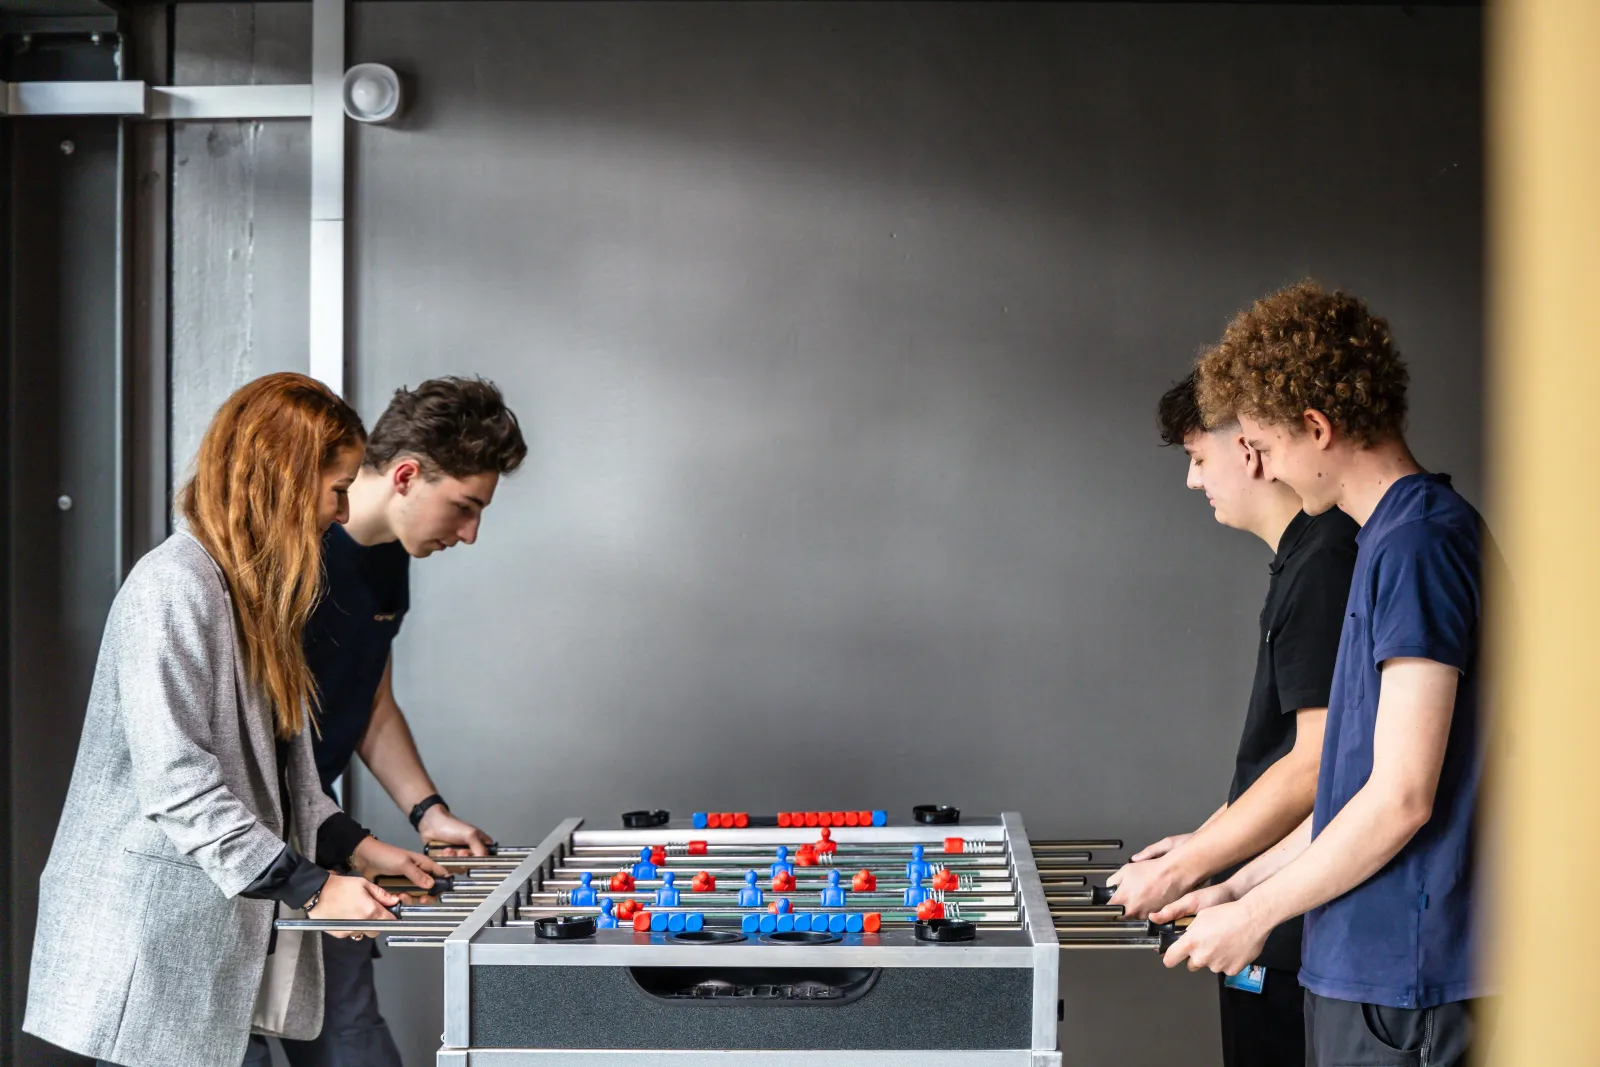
[281,377,527,1067]
[1104,371,1356,1066]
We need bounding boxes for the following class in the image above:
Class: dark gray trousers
[1304,990,1486,1067]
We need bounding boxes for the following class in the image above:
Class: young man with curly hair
[282,377,528,1067]
[1161,282,1491,1066]
[1107,372,1355,1067]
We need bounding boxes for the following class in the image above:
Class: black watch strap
[409,793,448,830]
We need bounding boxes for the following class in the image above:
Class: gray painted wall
[162,4,1482,1065]
[171,4,312,487]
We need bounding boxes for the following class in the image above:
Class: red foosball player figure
[795,845,819,867]
[851,869,877,892]
[609,871,635,893]
[771,870,797,893]
[931,868,960,892]
[615,899,640,920]
[816,827,838,854]
[916,899,946,920]
[691,870,717,893]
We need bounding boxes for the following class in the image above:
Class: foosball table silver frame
[432,813,1065,1067]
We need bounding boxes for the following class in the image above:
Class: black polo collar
[1269,510,1316,575]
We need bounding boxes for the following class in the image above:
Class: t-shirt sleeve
[1273,542,1357,714]
[1370,520,1480,672]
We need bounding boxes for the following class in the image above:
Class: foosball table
[283,807,1177,1066]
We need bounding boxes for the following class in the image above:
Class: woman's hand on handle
[307,873,400,938]
[350,836,452,890]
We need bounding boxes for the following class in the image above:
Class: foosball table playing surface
[283,807,1173,1066]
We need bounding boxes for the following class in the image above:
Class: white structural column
[309,0,348,396]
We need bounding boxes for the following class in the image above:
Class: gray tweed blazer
[24,531,343,1067]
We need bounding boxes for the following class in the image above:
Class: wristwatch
[409,793,448,830]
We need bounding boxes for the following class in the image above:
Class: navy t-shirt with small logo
[304,523,410,794]
[1300,473,1489,1009]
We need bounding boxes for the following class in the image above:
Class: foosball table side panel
[439,1052,1061,1066]
[466,963,1034,1049]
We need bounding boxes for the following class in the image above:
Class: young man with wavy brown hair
[284,376,528,1067]
[1161,282,1491,1067]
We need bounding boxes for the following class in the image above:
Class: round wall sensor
[342,63,402,124]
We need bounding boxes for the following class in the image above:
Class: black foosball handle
[375,874,456,895]
[622,809,671,829]
[424,842,505,855]
[1091,884,1116,907]
[1148,916,1194,954]
[912,804,961,825]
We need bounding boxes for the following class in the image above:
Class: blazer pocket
[123,846,205,872]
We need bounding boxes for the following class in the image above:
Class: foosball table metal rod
[378,925,1155,950]
[548,860,1019,878]
[568,845,1088,863]
[275,920,460,933]
[499,909,1030,927]
[428,875,1085,904]
[292,918,1154,943]
[425,857,526,870]
[514,890,1027,907]
[461,837,1121,853]
[423,844,531,857]
[380,905,1126,929]
[374,877,505,893]
[397,902,1130,924]
[379,902,1120,927]
[1038,871,1112,884]
[1031,839,1123,852]
[539,874,1019,892]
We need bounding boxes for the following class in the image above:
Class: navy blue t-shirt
[1300,473,1489,1008]
[304,523,410,793]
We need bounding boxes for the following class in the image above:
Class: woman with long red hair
[24,373,448,1067]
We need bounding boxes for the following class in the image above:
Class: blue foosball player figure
[770,846,795,879]
[903,874,929,908]
[654,871,681,906]
[820,869,847,908]
[906,844,934,882]
[571,871,597,907]
[596,898,618,929]
[738,870,764,907]
[631,846,658,881]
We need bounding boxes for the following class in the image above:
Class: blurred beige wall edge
[1488,0,1600,1063]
